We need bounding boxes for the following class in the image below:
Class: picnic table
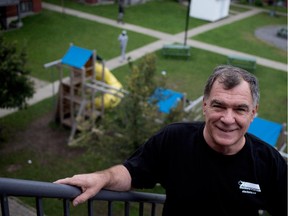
[162,44,191,59]
[227,54,257,71]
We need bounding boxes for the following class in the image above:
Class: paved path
[0,197,37,216]
[1,2,287,214]
[0,2,287,119]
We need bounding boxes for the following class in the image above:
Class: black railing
[0,177,166,216]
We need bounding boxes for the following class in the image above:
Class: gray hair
[203,65,260,107]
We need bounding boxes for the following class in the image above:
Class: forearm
[102,164,132,191]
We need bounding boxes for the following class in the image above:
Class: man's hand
[54,172,106,206]
[54,165,131,206]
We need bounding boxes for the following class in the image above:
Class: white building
[190,0,231,22]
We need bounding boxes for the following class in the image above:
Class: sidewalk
[42,2,287,72]
[0,197,37,216]
[0,2,287,118]
[1,2,287,214]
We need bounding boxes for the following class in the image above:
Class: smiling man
[55,65,287,216]
[202,66,258,155]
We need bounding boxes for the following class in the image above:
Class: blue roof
[150,88,184,114]
[61,45,93,69]
[247,117,283,147]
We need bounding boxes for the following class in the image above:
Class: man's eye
[212,104,222,108]
[236,108,248,113]
[212,104,224,109]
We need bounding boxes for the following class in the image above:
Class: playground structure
[43,44,207,146]
[44,44,203,146]
[44,44,127,145]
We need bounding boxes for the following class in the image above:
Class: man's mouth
[217,126,236,133]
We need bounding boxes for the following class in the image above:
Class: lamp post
[184,0,191,46]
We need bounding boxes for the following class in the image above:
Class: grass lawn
[192,12,287,63]
[114,48,287,123]
[43,0,209,34]
[3,9,157,81]
[0,1,287,215]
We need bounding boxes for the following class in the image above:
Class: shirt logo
[238,180,261,194]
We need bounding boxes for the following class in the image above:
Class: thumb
[72,188,99,206]
[72,193,89,206]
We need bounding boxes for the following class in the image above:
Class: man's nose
[220,109,235,124]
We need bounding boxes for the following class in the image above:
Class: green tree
[75,53,186,164]
[89,53,163,163]
[0,32,34,109]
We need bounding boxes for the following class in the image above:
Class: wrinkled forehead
[210,80,253,103]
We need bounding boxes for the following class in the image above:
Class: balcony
[0,177,166,216]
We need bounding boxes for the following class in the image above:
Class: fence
[0,177,166,216]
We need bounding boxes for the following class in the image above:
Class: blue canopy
[247,117,283,147]
[149,88,184,114]
[61,45,93,69]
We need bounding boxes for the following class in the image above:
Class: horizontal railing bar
[0,177,81,199]
[94,190,165,203]
[0,177,165,204]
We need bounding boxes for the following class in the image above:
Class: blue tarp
[149,88,184,114]
[247,117,283,147]
[61,45,93,69]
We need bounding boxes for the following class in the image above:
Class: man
[117,0,125,24]
[55,65,287,215]
[118,30,128,62]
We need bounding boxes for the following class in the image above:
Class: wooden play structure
[44,44,206,146]
[44,44,127,145]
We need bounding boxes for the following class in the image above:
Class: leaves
[0,32,34,109]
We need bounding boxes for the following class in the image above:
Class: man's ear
[251,104,259,121]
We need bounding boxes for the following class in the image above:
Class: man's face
[202,80,258,154]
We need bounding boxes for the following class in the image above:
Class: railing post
[151,203,156,216]
[108,201,112,216]
[0,195,10,216]
[124,201,130,216]
[87,199,93,216]
[139,202,144,216]
[63,199,70,216]
[36,197,44,216]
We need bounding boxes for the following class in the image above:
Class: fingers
[53,174,100,206]
[72,188,99,206]
[54,177,78,186]
[54,175,86,187]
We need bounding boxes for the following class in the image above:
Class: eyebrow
[210,99,250,110]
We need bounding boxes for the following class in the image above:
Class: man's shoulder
[245,133,286,162]
[164,121,204,132]
[246,132,275,150]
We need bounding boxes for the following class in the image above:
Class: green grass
[4,1,286,82]
[192,12,287,63]
[230,4,251,13]
[0,1,287,215]
[3,9,157,81]
[115,48,287,123]
[43,0,209,33]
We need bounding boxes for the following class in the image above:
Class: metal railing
[0,177,166,216]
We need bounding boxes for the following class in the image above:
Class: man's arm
[54,164,131,206]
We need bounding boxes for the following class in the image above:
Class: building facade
[0,0,42,29]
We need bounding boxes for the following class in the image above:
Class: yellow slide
[94,63,123,109]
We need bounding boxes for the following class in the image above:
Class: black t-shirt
[123,122,287,216]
